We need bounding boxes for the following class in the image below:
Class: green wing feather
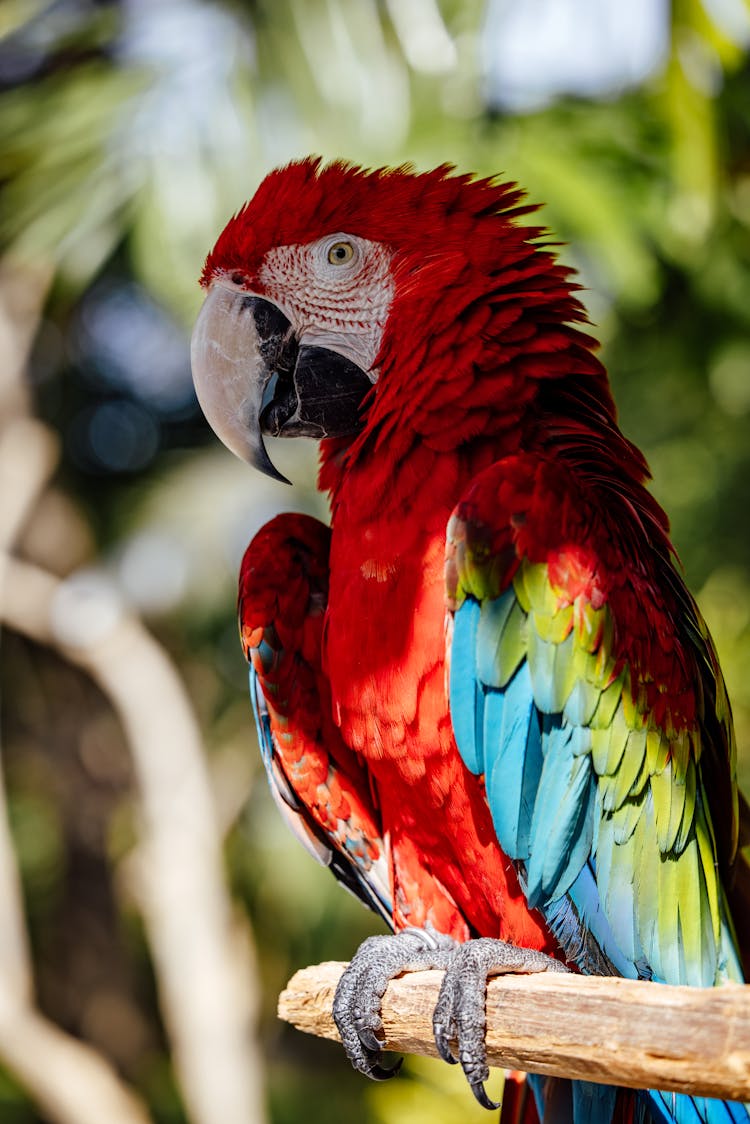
[449,497,743,986]
[515,556,739,986]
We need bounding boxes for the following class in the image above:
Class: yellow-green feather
[452,546,737,991]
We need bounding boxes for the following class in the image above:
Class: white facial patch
[258,233,394,378]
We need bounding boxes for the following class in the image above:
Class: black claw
[470,1081,501,1111]
[433,1017,458,1064]
[358,1027,386,1053]
[431,938,567,1111]
[435,1039,458,1065]
[369,1056,403,1081]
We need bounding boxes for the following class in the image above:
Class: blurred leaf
[0,0,52,40]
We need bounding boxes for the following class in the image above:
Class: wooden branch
[279,961,750,1102]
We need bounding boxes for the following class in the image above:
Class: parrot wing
[239,513,392,923]
[445,452,743,989]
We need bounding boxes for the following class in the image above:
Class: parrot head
[192,157,602,483]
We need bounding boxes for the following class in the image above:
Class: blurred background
[1,1,750,1121]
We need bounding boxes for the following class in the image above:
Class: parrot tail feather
[647,1091,750,1124]
[500,1072,540,1124]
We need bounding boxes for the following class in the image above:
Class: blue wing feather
[448,592,749,1124]
[450,598,484,774]
[484,663,541,861]
[525,720,595,907]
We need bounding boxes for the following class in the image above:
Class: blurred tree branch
[0,417,58,1008]
[0,552,268,1124]
[0,266,154,1121]
[0,261,54,419]
[0,251,267,1123]
[0,1008,154,1124]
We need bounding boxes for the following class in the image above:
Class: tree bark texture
[279,961,750,1101]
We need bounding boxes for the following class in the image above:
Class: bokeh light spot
[710,342,750,417]
[70,399,160,474]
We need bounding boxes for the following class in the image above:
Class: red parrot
[191,158,750,1123]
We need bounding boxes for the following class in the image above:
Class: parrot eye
[313,234,363,276]
[327,241,355,265]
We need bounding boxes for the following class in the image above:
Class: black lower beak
[261,344,374,441]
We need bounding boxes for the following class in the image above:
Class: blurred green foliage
[1,1,750,1122]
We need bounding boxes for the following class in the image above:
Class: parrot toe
[432,938,568,1111]
[333,925,458,1080]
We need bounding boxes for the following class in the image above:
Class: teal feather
[656,851,682,984]
[450,598,484,774]
[528,628,576,713]
[597,806,646,967]
[573,1082,619,1124]
[637,803,662,976]
[564,676,600,726]
[717,911,744,984]
[525,720,595,907]
[612,798,642,845]
[484,664,542,861]
[548,862,640,978]
[608,728,648,808]
[526,627,556,711]
[674,760,697,853]
[650,1090,750,1123]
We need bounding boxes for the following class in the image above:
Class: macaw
[191,158,750,1124]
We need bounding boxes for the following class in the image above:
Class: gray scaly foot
[332,925,458,1080]
[432,938,568,1109]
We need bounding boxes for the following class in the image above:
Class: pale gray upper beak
[190,282,292,482]
[191,280,373,483]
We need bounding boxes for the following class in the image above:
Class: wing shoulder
[239,512,392,921]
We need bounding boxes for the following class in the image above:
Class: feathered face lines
[256,232,394,375]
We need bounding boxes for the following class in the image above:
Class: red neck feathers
[208,157,662,540]
[303,165,654,538]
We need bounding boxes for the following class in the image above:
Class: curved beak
[191,283,293,483]
[191,282,373,482]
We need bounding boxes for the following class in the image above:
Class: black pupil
[334,246,347,259]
